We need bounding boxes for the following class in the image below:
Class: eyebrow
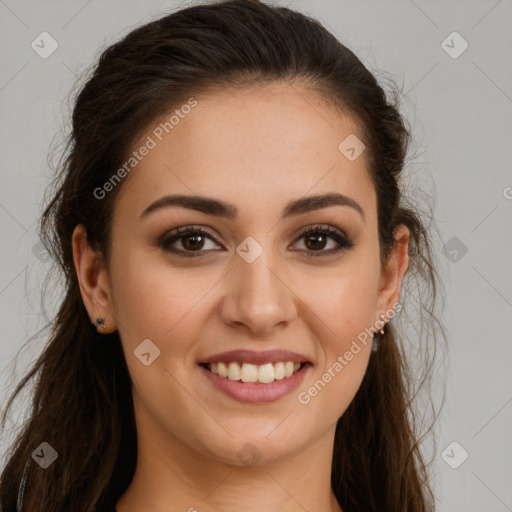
[139,192,365,224]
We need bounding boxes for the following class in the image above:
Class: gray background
[1,1,511,510]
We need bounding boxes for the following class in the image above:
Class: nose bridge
[222,237,295,334]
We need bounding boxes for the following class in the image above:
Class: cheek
[109,248,194,337]
[299,273,375,419]
[109,250,205,398]
[307,264,379,341]
[298,259,378,407]
[109,248,224,376]
[109,254,166,338]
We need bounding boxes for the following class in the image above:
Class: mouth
[198,360,312,404]
[199,360,311,384]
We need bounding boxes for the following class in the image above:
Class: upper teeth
[208,361,302,383]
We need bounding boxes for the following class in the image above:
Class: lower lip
[199,363,311,404]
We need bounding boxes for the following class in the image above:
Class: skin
[72,81,409,512]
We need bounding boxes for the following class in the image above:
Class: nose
[219,245,297,337]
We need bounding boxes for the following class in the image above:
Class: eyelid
[291,224,350,242]
[156,223,355,258]
[159,224,224,249]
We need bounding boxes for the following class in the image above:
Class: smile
[203,361,303,383]
[199,361,312,403]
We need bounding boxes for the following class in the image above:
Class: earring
[378,313,386,335]
[372,314,387,353]
[94,318,106,330]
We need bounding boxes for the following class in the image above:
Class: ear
[376,223,410,319]
[72,224,116,333]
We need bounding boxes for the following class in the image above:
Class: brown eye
[158,226,223,258]
[180,232,207,251]
[156,224,354,259]
[303,232,329,251]
[291,225,354,258]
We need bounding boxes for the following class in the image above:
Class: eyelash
[156,224,355,259]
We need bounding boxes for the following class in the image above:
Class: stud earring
[94,318,106,330]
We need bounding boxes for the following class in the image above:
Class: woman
[0,1,446,510]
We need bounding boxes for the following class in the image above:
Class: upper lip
[200,349,311,365]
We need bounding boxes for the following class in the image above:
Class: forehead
[115,82,376,224]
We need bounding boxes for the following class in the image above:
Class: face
[75,81,408,467]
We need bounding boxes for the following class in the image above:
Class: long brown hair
[0,1,447,510]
